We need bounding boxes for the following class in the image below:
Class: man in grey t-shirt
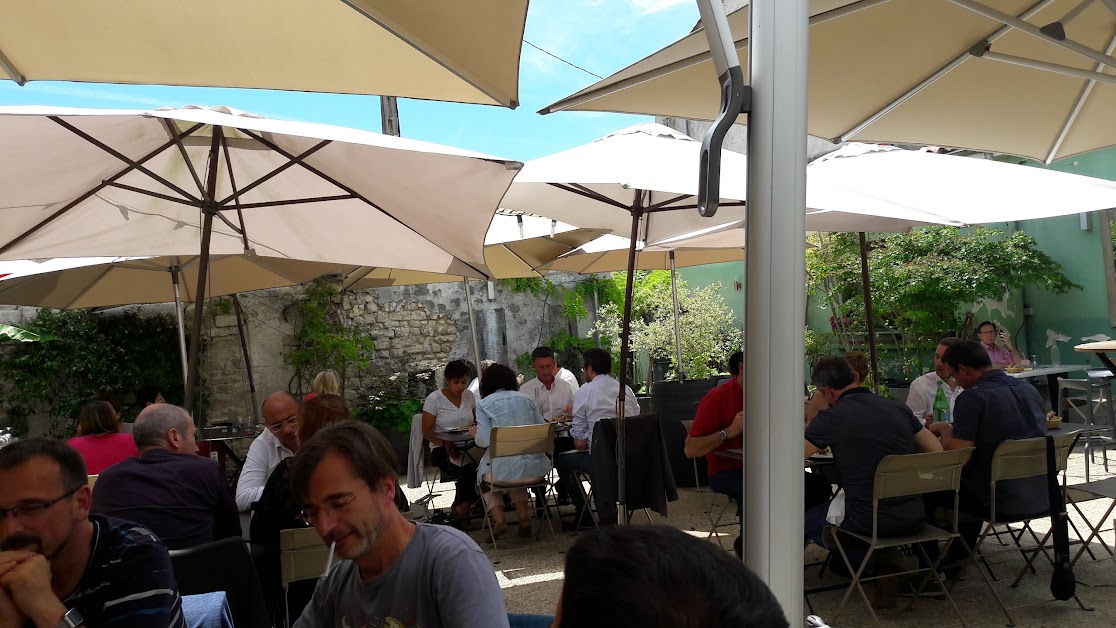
[289,422,508,628]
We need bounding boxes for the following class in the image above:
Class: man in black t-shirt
[0,438,185,628]
[804,357,943,549]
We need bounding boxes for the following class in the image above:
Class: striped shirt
[61,515,185,628]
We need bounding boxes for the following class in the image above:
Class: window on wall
[1103,210,1116,327]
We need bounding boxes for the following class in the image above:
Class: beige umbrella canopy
[543,0,1116,162]
[540,235,742,274]
[0,0,527,107]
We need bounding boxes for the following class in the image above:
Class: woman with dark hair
[67,400,138,474]
[555,525,790,628]
[471,363,550,539]
[421,360,479,521]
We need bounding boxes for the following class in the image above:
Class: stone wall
[1,272,596,431]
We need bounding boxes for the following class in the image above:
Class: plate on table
[445,426,472,433]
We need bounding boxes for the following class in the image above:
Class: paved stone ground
[400,445,1116,627]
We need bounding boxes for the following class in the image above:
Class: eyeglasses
[298,483,366,526]
[266,414,298,434]
[0,486,81,521]
[978,329,997,335]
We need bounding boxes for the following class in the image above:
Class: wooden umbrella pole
[232,294,259,423]
[859,232,880,393]
[185,127,223,418]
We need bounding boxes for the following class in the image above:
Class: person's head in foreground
[0,438,91,558]
[729,350,744,382]
[554,525,789,628]
[290,421,400,567]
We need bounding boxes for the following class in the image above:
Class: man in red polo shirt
[686,352,744,504]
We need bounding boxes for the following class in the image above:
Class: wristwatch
[718,429,728,441]
[57,608,84,628]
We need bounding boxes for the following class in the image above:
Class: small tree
[285,279,376,394]
[807,226,1081,376]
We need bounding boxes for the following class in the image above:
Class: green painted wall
[1007,148,1116,367]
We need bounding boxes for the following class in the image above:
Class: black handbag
[1045,435,1076,601]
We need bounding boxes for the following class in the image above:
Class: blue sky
[0,0,698,161]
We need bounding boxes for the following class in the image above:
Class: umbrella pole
[616,195,645,525]
[463,279,482,369]
[232,294,260,424]
[170,266,189,396]
[185,127,223,419]
[670,250,684,381]
[859,232,880,393]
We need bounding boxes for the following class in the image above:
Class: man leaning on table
[236,391,301,512]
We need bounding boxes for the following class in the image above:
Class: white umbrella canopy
[0,254,347,310]
[0,104,519,275]
[0,104,521,409]
[0,0,527,107]
[541,234,743,274]
[542,0,1116,163]
[501,123,749,244]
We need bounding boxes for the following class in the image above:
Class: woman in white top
[471,363,551,540]
[422,360,479,521]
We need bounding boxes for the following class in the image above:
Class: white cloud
[629,0,691,14]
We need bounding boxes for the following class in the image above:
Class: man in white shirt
[556,365,580,393]
[519,346,575,421]
[906,337,964,426]
[556,348,639,530]
[235,392,300,512]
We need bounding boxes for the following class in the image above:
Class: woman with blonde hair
[67,400,139,474]
[304,369,341,401]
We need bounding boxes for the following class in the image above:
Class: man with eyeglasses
[0,438,185,628]
[236,391,301,512]
[289,421,508,628]
[976,320,1024,369]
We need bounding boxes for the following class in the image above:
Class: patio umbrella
[0,254,350,403]
[0,0,527,108]
[0,104,521,411]
[542,0,1116,163]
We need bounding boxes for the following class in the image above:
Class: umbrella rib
[949,0,1116,70]
[236,128,493,280]
[219,133,251,250]
[648,193,693,209]
[837,0,1055,142]
[48,116,201,203]
[216,138,332,207]
[649,200,746,212]
[0,125,205,257]
[1045,32,1116,163]
[224,195,357,210]
[104,181,200,207]
[0,46,25,85]
[162,118,207,198]
[547,182,633,211]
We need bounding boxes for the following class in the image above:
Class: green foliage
[352,370,436,433]
[286,279,376,393]
[804,327,834,369]
[590,277,737,380]
[806,227,1081,375]
[0,324,57,343]
[0,309,184,437]
[210,297,234,316]
[500,277,558,299]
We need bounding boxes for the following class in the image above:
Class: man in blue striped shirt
[0,438,185,628]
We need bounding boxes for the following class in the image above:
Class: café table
[433,428,482,464]
[200,424,259,483]
[1008,364,1091,409]
[1075,340,1116,372]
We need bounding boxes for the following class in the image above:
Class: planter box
[378,428,411,475]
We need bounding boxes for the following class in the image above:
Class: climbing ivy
[285,279,376,394]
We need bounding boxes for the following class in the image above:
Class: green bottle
[933,380,950,423]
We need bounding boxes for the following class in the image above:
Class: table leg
[1047,373,1061,410]
[215,441,245,485]
[1095,352,1116,374]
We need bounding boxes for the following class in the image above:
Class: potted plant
[352,370,436,474]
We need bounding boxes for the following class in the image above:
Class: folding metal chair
[479,423,557,551]
[1065,475,1116,564]
[1058,376,1115,482]
[825,448,974,626]
[278,528,331,628]
[960,432,1089,626]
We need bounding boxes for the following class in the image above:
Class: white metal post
[745,0,809,618]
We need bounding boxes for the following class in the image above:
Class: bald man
[236,392,301,512]
[91,404,240,550]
